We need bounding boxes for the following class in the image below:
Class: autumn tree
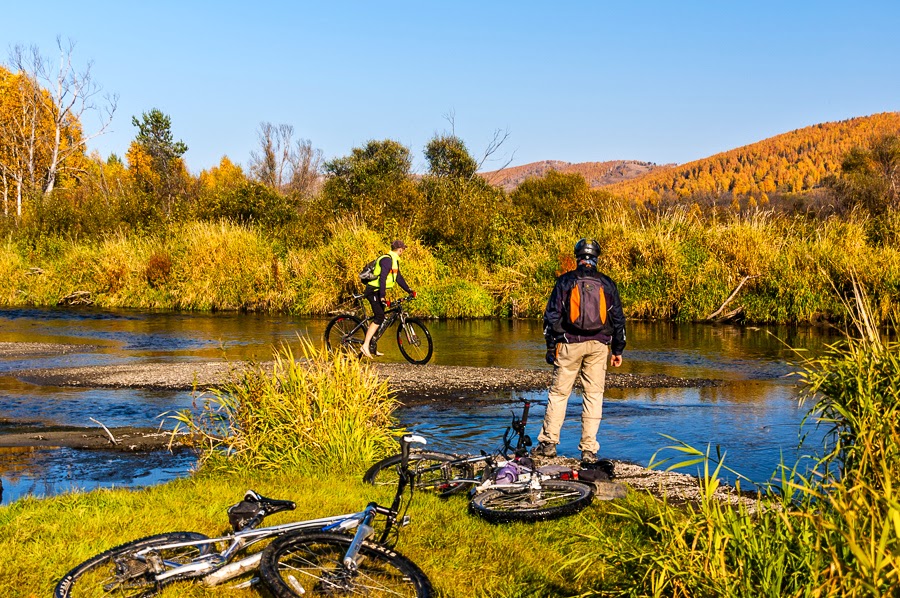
[196,156,295,226]
[510,170,594,226]
[321,139,421,227]
[424,135,478,179]
[0,39,116,219]
[827,134,900,215]
[418,134,510,259]
[249,123,323,197]
[126,108,189,219]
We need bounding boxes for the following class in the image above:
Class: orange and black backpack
[565,273,607,333]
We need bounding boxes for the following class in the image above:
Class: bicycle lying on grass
[55,435,433,598]
[363,399,595,523]
[324,294,433,365]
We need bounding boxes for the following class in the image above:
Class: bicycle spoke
[480,488,582,511]
[272,540,419,596]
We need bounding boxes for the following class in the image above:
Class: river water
[0,308,841,504]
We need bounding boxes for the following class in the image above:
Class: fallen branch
[89,417,118,445]
[58,290,94,306]
[706,275,760,321]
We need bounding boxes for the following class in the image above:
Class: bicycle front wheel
[468,480,594,523]
[54,531,210,598]
[260,532,432,598]
[363,451,474,497]
[324,315,364,353]
[396,318,433,364]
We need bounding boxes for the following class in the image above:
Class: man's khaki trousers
[537,340,609,454]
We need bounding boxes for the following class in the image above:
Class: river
[0,307,841,503]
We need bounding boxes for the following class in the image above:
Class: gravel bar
[15,361,717,400]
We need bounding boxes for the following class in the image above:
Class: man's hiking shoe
[531,441,557,458]
[581,451,598,464]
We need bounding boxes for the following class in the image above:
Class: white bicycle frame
[132,509,369,586]
[129,435,426,588]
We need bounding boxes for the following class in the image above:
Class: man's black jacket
[543,264,626,356]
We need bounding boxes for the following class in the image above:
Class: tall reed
[171,339,401,474]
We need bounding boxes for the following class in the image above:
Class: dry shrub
[144,252,172,288]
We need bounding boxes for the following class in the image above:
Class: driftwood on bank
[57,290,93,306]
[704,275,760,322]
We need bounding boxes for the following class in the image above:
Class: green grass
[0,469,653,597]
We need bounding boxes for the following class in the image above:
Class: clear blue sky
[2,1,898,174]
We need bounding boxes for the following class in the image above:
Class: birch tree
[7,37,117,196]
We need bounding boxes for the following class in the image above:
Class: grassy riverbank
[2,209,899,323]
[2,305,899,596]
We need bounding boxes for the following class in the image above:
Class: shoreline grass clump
[564,288,900,597]
[172,339,401,474]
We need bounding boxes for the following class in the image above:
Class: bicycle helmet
[574,238,601,259]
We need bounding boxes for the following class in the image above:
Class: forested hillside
[482,159,669,190]
[607,112,900,206]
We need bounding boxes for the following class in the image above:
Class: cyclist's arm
[395,271,412,294]
[607,278,627,356]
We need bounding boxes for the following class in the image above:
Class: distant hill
[607,112,900,204]
[481,160,672,191]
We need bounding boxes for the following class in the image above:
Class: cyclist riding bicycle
[362,239,416,358]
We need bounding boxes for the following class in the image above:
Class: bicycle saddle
[227,490,296,531]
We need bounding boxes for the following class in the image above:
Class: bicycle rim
[324,315,363,353]
[54,532,210,598]
[468,480,593,523]
[260,532,432,597]
[396,319,433,364]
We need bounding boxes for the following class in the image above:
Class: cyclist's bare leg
[361,323,379,357]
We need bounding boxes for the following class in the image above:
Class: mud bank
[0,425,189,451]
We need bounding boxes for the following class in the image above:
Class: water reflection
[0,307,835,502]
[401,383,823,487]
[0,445,195,503]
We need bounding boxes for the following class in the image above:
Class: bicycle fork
[342,503,378,570]
[398,315,420,347]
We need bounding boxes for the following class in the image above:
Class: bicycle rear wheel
[260,532,432,597]
[363,451,474,497]
[54,531,210,597]
[468,480,594,523]
[324,315,364,353]
[396,318,433,364]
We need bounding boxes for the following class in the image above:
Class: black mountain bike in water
[324,294,433,365]
[363,399,594,524]
[55,435,432,598]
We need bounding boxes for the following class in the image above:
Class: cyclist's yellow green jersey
[367,250,401,289]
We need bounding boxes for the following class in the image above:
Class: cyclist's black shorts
[364,286,385,325]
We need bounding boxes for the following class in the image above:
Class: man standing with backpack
[531,238,626,463]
